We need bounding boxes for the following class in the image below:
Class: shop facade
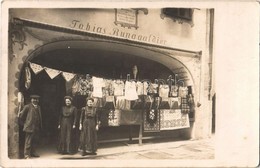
[8,8,215,159]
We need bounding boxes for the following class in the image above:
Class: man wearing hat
[18,94,42,159]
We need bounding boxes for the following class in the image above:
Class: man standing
[18,95,42,159]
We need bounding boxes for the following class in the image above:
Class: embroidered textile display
[143,109,160,132]
[108,109,120,126]
[160,109,190,130]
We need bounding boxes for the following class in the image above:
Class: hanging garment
[143,109,160,132]
[79,78,92,96]
[178,86,188,98]
[103,79,114,96]
[169,85,179,97]
[181,97,190,114]
[152,97,161,109]
[25,67,31,90]
[143,95,154,109]
[71,77,81,96]
[143,82,149,95]
[108,109,120,126]
[113,80,125,96]
[93,97,103,108]
[131,95,144,109]
[124,81,138,100]
[136,81,143,95]
[159,97,170,109]
[29,62,44,74]
[168,97,181,109]
[45,67,61,79]
[92,77,104,98]
[136,82,149,95]
[148,83,158,94]
[62,72,76,82]
[159,84,170,98]
[115,96,126,110]
[103,96,116,109]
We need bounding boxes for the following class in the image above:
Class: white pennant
[62,72,76,82]
[29,62,44,74]
[44,67,61,79]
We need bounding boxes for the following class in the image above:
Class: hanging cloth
[29,62,44,75]
[62,72,76,82]
[159,84,170,98]
[92,77,104,98]
[71,76,81,96]
[170,85,179,97]
[113,80,125,96]
[44,67,61,79]
[124,81,138,100]
[24,67,31,90]
[178,86,188,98]
[148,83,158,95]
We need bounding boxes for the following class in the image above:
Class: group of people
[18,94,100,159]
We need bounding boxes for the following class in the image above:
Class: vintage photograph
[1,2,259,167]
[7,7,215,160]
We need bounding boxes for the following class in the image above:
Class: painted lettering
[112,28,119,36]
[70,20,80,28]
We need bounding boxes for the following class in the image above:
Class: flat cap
[64,96,73,101]
[30,95,40,99]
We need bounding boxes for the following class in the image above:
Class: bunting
[44,67,61,79]
[29,62,44,74]
[62,72,76,82]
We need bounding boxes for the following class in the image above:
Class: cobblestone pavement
[37,136,214,160]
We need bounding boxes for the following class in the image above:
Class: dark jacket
[19,103,42,133]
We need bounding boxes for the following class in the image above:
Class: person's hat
[30,95,40,99]
[86,97,94,102]
[64,96,73,101]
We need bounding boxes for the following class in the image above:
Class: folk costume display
[58,96,77,154]
[18,95,42,159]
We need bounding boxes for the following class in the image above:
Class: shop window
[161,8,194,27]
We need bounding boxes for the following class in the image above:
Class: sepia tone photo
[1,1,259,168]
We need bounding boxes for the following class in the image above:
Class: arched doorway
[18,40,196,156]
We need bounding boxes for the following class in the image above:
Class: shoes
[90,152,97,155]
[24,155,31,159]
[81,152,87,156]
[31,153,40,157]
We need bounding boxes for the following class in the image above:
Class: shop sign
[69,20,167,46]
[114,9,138,29]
